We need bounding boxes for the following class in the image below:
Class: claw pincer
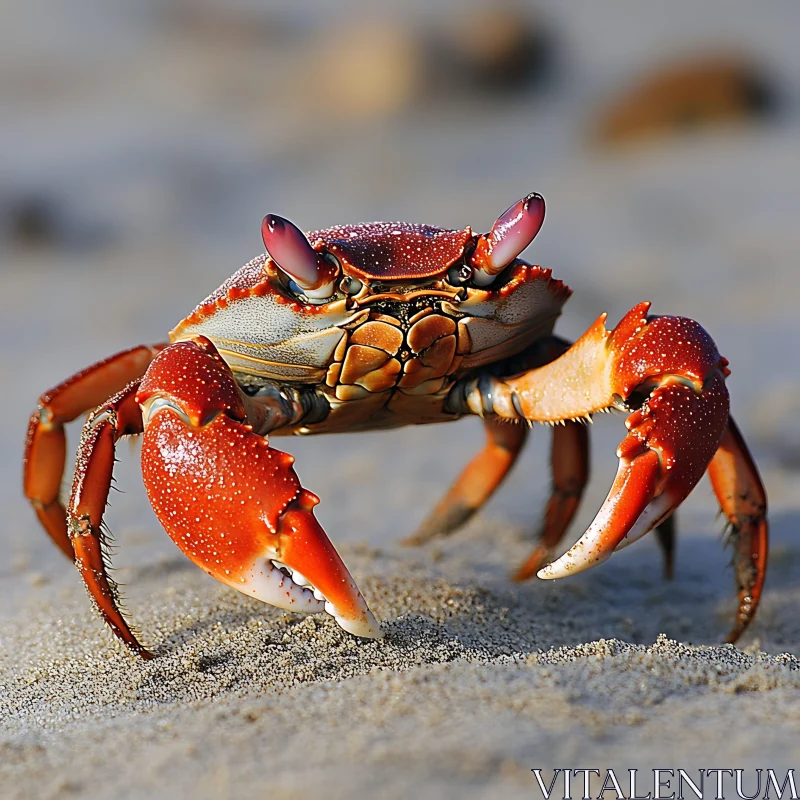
[539,303,729,578]
[461,302,733,579]
[137,338,382,639]
[541,306,730,576]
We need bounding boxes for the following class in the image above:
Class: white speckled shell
[175,293,360,382]
[453,277,565,369]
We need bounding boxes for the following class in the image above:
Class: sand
[2,522,800,799]
[2,3,800,798]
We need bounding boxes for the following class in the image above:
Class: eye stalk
[470,193,546,287]
[261,214,339,302]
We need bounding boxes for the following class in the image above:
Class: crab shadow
[473,509,800,654]
[127,511,800,671]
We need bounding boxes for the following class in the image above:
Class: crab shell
[172,219,570,432]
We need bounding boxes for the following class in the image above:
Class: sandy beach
[3,516,800,798]
[2,3,800,797]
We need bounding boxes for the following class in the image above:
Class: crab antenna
[487,192,546,272]
[261,214,320,289]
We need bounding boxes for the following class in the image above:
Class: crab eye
[339,275,363,295]
[286,278,305,296]
[262,214,340,303]
[447,264,474,286]
[471,193,546,286]
[262,214,321,288]
[283,275,339,304]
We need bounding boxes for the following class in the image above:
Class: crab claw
[539,375,729,577]
[471,193,546,286]
[138,338,382,638]
[537,308,730,578]
[261,214,338,300]
[458,303,734,580]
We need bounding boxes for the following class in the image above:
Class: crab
[23,193,768,658]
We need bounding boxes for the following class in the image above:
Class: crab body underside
[24,194,768,657]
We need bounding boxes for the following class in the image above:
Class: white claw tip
[325,600,384,639]
[337,610,384,639]
[536,562,570,580]
[537,549,611,580]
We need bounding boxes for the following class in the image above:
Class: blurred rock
[162,0,292,48]
[1,193,114,254]
[427,3,555,98]
[3,196,60,249]
[297,7,556,123]
[302,20,424,121]
[592,54,779,147]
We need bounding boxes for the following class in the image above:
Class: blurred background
[3,1,800,609]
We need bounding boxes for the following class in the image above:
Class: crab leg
[24,344,165,557]
[137,337,382,641]
[455,302,732,580]
[68,380,152,657]
[414,335,591,564]
[403,418,528,546]
[707,417,768,643]
[513,420,590,580]
[653,513,677,581]
[404,413,594,583]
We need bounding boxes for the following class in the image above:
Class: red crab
[23,193,768,657]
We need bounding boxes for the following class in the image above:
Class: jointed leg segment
[513,420,590,581]
[404,417,528,546]
[23,344,165,558]
[412,335,592,576]
[707,417,768,642]
[68,380,152,657]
